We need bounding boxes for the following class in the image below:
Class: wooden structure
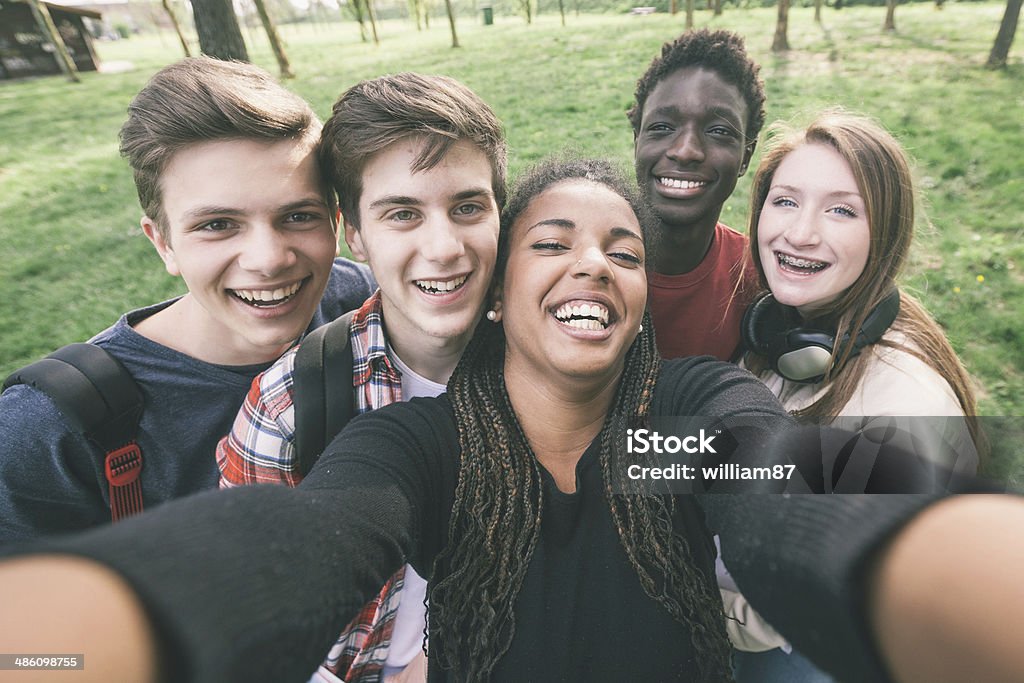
[0,0,102,79]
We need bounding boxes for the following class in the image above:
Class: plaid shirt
[217,291,406,682]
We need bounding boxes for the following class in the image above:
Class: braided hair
[428,158,735,681]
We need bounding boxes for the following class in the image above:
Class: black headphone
[741,287,901,384]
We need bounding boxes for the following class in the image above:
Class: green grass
[1,3,1020,474]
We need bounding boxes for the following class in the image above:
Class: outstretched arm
[869,495,1024,683]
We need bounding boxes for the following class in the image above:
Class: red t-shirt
[648,223,759,361]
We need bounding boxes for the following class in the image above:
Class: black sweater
[41,358,934,682]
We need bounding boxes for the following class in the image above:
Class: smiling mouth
[776,252,830,274]
[415,274,469,295]
[553,301,610,331]
[657,177,708,190]
[230,279,305,308]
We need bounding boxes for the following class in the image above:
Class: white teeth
[553,301,610,328]
[777,253,828,271]
[415,275,468,293]
[233,281,302,304]
[658,177,707,190]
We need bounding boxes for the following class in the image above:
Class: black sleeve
[15,397,460,683]
[655,359,944,681]
[703,493,938,683]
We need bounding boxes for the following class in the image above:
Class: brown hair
[746,110,982,445]
[119,57,323,238]
[319,72,507,230]
[430,159,734,682]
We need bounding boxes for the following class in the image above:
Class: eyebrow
[182,197,326,220]
[367,186,494,211]
[526,218,643,242]
[645,104,744,128]
[770,184,864,200]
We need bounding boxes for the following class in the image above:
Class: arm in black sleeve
[13,397,459,683]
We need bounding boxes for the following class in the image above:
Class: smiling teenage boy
[217,73,506,683]
[0,58,374,541]
[629,29,766,360]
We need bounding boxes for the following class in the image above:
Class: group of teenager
[0,27,1019,683]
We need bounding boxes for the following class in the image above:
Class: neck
[133,295,290,365]
[387,328,472,385]
[652,218,718,275]
[503,357,621,493]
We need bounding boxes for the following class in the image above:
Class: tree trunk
[252,0,293,77]
[443,0,459,46]
[410,0,422,30]
[685,0,693,28]
[191,0,249,60]
[814,0,821,22]
[714,0,722,16]
[772,0,790,52]
[344,0,368,42]
[670,0,677,15]
[884,0,896,31]
[162,0,192,56]
[558,0,565,26]
[987,0,1022,68]
[25,0,80,81]
[365,0,380,44]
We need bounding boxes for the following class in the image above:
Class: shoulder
[326,258,376,301]
[845,335,963,417]
[654,357,788,419]
[313,259,377,328]
[716,222,749,248]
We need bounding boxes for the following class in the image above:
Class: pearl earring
[486,310,498,321]
[639,324,644,334]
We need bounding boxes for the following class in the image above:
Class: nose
[782,209,821,248]
[420,218,466,265]
[666,126,706,165]
[237,224,298,275]
[572,245,613,282]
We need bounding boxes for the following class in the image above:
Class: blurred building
[0,0,102,79]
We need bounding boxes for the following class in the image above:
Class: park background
[1,0,1021,480]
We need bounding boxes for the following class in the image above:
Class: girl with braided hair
[0,158,1016,683]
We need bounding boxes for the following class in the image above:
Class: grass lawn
[0,2,1020,477]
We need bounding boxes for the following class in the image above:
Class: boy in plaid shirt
[217,73,507,682]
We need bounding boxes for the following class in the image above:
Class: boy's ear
[141,216,180,277]
[343,217,368,262]
[739,140,758,177]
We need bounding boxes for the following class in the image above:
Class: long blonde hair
[746,111,982,447]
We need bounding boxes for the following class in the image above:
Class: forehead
[642,66,748,126]
[772,143,860,194]
[158,137,323,219]
[359,138,494,204]
[513,180,642,240]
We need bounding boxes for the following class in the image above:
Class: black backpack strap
[2,343,145,521]
[293,310,357,477]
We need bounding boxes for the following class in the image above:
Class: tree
[25,0,79,82]
[162,0,192,56]
[191,0,249,61]
[714,0,723,17]
[340,0,369,42]
[772,0,790,52]
[518,0,532,24]
[443,0,459,46]
[252,0,294,77]
[685,0,694,28]
[987,0,1022,68]
[814,0,822,23]
[884,0,897,31]
[365,0,380,45]
[557,0,566,26]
